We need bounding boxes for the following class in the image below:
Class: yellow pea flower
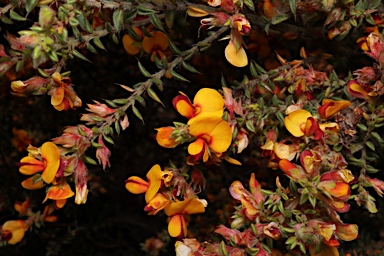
[19,142,61,184]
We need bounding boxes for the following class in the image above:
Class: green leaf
[271,14,292,25]
[148,88,163,106]
[289,0,296,16]
[91,141,103,149]
[103,134,115,145]
[113,9,123,32]
[168,40,182,55]
[83,155,98,165]
[86,42,98,54]
[93,37,106,51]
[114,121,121,134]
[366,141,375,151]
[181,61,200,74]
[72,49,91,62]
[170,70,189,82]
[132,105,144,122]
[26,0,38,12]
[10,10,26,21]
[246,119,255,133]
[138,60,151,77]
[149,13,165,31]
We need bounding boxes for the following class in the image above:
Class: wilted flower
[50,72,82,111]
[95,135,111,170]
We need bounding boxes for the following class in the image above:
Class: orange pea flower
[41,205,58,223]
[284,109,323,140]
[155,127,179,148]
[50,72,82,111]
[125,164,164,203]
[142,31,169,62]
[43,182,75,207]
[164,198,206,238]
[144,193,171,215]
[122,27,143,55]
[188,116,232,162]
[318,99,351,119]
[19,142,61,184]
[1,220,29,245]
[14,198,30,216]
[347,80,369,99]
[173,88,224,124]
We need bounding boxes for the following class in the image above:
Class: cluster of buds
[125,164,207,238]
[11,72,82,111]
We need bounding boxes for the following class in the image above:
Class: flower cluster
[125,164,207,238]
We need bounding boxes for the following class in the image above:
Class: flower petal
[125,176,149,194]
[2,220,27,245]
[21,175,45,190]
[122,34,141,55]
[188,138,205,156]
[191,88,224,122]
[168,214,186,238]
[225,40,248,67]
[284,109,312,137]
[335,224,358,241]
[155,127,179,148]
[43,183,75,203]
[41,142,61,184]
[145,164,163,203]
[164,198,206,216]
[173,94,195,119]
[19,156,45,175]
[51,85,64,106]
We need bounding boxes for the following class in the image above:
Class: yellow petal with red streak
[41,142,60,184]
[190,88,224,123]
[168,214,186,238]
[125,176,149,194]
[19,156,44,175]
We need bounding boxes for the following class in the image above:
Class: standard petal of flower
[164,198,206,217]
[125,176,149,194]
[146,193,171,215]
[19,156,45,175]
[225,40,248,67]
[192,88,224,119]
[153,31,169,51]
[21,176,45,190]
[207,119,232,153]
[122,34,141,55]
[43,183,75,203]
[284,109,312,137]
[145,164,163,203]
[168,214,186,238]
[41,142,61,184]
